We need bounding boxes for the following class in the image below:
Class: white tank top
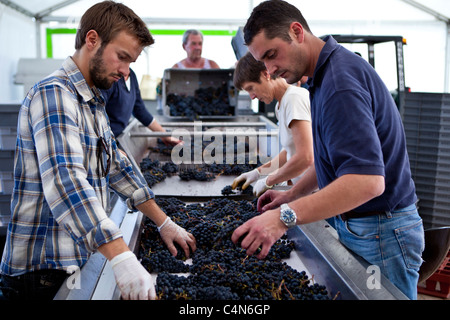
[176,59,212,69]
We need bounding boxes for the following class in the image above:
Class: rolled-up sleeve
[107,141,155,212]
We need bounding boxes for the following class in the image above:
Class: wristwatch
[280,203,297,228]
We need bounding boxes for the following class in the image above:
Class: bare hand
[162,136,183,146]
[231,209,287,259]
[257,189,292,213]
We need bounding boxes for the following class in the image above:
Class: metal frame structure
[1,0,448,88]
[328,34,407,116]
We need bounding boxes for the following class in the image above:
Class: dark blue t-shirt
[308,36,416,212]
[101,69,153,137]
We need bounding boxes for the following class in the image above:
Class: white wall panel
[0,4,35,103]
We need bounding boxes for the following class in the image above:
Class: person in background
[101,68,181,147]
[0,1,195,301]
[231,51,313,197]
[172,29,220,69]
[231,0,423,300]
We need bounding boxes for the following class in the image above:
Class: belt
[340,210,385,221]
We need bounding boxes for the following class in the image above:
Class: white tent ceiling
[1,0,449,23]
[0,0,449,99]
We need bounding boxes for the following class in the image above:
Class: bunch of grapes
[167,84,232,120]
[221,183,253,196]
[138,197,330,300]
[140,156,260,186]
[178,168,216,182]
[140,158,167,187]
[140,158,178,186]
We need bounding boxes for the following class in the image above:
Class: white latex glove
[231,168,260,190]
[253,176,274,197]
[110,251,156,300]
[158,217,196,258]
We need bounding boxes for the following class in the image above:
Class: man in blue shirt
[231,0,424,300]
[0,1,195,300]
[101,68,180,146]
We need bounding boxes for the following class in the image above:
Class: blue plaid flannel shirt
[1,57,154,276]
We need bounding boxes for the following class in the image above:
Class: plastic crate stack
[0,104,20,236]
[418,251,450,299]
[403,92,450,229]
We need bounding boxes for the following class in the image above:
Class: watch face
[281,210,295,223]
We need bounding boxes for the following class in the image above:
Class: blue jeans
[328,204,424,300]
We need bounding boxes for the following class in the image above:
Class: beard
[89,45,118,90]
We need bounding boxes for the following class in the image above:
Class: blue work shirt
[308,36,416,212]
[101,69,154,137]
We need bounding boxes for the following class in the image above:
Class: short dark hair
[233,51,267,90]
[75,1,154,50]
[244,0,312,45]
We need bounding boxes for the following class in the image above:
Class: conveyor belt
[55,200,407,300]
[54,115,408,300]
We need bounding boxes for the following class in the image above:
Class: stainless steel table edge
[54,197,142,300]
